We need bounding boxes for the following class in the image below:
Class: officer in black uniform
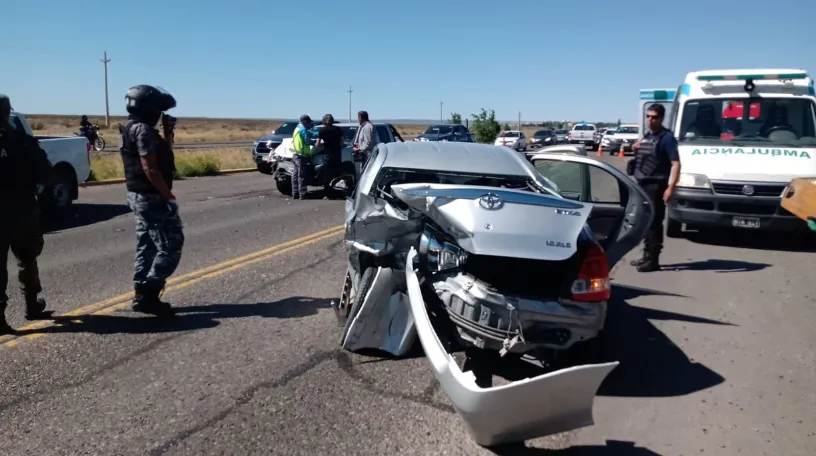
[0,94,54,333]
[120,85,183,317]
[629,103,681,272]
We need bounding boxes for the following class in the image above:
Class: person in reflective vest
[290,114,319,200]
[629,103,681,272]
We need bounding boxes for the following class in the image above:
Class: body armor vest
[633,130,670,183]
[120,119,175,194]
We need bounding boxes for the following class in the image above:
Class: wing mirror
[329,175,355,198]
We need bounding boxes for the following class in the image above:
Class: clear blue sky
[3,0,813,123]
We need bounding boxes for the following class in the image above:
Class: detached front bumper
[668,188,807,232]
[404,248,618,447]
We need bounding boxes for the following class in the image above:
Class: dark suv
[413,124,473,142]
[530,129,557,148]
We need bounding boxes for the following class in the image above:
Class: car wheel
[666,218,684,238]
[340,267,377,346]
[41,168,76,214]
[275,176,292,196]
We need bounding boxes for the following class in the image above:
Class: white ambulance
[659,69,816,237]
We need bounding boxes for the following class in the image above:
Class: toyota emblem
[742,185,755,196]
[478,193,504,210]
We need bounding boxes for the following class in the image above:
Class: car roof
[333,122,390,127]
[378,141,534,177]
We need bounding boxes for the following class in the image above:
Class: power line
[347,86,354,123]
[100,51,111,128]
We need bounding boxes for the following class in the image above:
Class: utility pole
[347,86,354,123]
[440,101,444,123]
[101,51,111,128]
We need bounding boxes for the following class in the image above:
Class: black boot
[0,301,13,335]
[132,281,175,317]
[24,294,52,320]
[636,252,661,273]
[630,252,648,267]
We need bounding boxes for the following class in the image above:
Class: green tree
[449,112,462,124]
[470,108,502,144]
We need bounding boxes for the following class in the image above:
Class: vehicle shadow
[490,440,661,455]
[41,203,131,233]
[496,284,730,398]
[14,297,331,337]
[659,258,770,272]
[684,228,816,253]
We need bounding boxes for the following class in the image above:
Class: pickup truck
[8,111,92,212]
[268,122,402,196]
[413,123,473,143]
[568,123,597,148]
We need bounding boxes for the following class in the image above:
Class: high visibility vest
[291,125,314,156]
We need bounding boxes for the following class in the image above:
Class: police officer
[0,94,53,333]
[629,103,681,272]
[120,85,183,316]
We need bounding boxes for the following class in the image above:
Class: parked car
[329,141,654,447]
[414,124,473,142]
[529,129,557,148]
[493,130,527,151]
[601,124,639,155]
[554,129,569,144]
[568,123,597,148]
[8,111,92,213]
[269,122,402,196]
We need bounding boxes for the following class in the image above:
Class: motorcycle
[75,125,106,151]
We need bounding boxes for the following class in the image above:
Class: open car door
[529,153,655,268]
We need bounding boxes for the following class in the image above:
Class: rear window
[572,125,595,131]
[555,130,568,135]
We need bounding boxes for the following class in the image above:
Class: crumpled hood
[390,183,593,261]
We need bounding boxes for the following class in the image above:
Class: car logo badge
[742,185,755,196]
[478,193,503,210]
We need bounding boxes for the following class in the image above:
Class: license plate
[732,216,760,229]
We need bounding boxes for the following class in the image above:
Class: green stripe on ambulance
[689,148,813,158]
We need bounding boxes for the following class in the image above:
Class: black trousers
[0,210,44,303]
[638,180,668,256]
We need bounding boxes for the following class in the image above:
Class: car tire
[41,167,76,215]
[666,218,684,238]
[340,266,377,346]
[275,176,292,196]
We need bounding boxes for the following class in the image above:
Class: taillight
[86,141,91,164]
[571,243,611,302]
[568,132,572,139]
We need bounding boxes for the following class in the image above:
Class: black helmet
[125,84,177,114]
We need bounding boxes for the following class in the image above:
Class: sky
[3,0,814,123]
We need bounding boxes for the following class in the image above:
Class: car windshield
[555,130,568,135]
[573,125,595,131]
[500,131,520,138]
[273,122,298,135]
[424,125,453,135]
[617,126,638,134]
[678,98,816,146]
[534,130,553,137]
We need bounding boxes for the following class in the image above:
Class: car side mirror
[329,175,355,198]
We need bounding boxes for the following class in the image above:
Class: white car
[602,125,640,155]
[494,130,527,152]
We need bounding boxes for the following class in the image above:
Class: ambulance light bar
[697,73,808,81]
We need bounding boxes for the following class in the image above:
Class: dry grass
[89,147,255,181]
[27,114,432,143]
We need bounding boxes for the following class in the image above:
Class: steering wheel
[762,125,794,136]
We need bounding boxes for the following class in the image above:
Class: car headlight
[677,173,711,189]
[418,228,468,272]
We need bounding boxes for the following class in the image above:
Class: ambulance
[657,69,816,237]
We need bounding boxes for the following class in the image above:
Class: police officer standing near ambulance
[0,94,53,333]
[629,103,681,272]
[120,85,184,316]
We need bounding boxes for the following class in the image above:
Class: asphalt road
[1,158,814,455]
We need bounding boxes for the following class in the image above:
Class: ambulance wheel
[666,218,684,239]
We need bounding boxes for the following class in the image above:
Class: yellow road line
[1,225,344,348]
